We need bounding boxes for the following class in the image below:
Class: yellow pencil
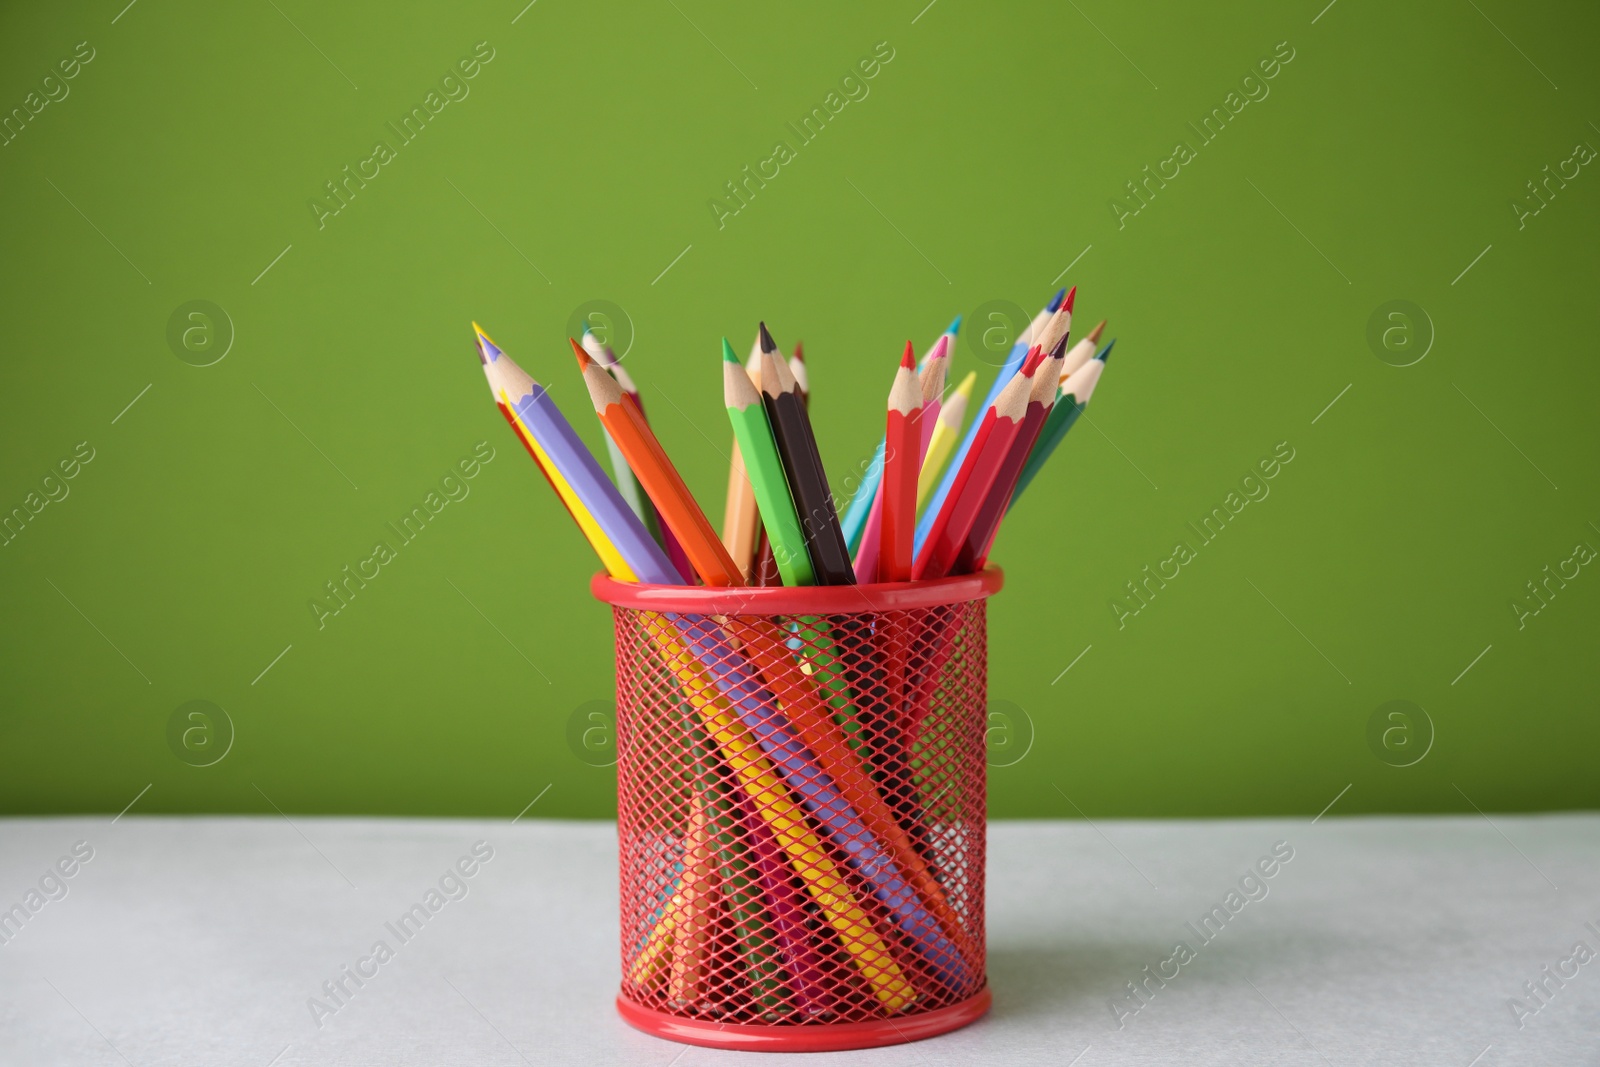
[916,371,976,512]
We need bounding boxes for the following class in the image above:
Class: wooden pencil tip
[792,341,804,362]
[569,337,592,369]
[1088,319,1107,344]
[1096,339,1116,363]
[1048,288,1066,312]
[1021,346,1046,375]
[1063,285,1077,313]
[758,321,777,353]
[947,314,963,336]
[900,340,916,370]
[1049,332,1070,360]
[721,337,739,363]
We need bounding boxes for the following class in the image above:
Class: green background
[2,0,1596,820]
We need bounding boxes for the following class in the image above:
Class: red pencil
[912,346,1041,581]
[878,342,923,583]
[955,334,1067,573]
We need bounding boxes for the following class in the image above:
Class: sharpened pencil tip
[1088,319,1107,344]
[569,337,592,369]
[1096,339,1115,363]
[1063,285,1077,313]
[792,341,804,362]
[1021,345,1045,374]
[1047,288,1066,312]
[721,337,739,363]
[946,314,963,336]
[472,322,502,364]
[1049,332,1070,360]
[900,341,916,370]
[758,321,777,353]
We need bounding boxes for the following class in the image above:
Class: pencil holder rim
[589,565,1004,614]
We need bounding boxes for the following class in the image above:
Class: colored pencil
[877,343,924,583]
[574,340,744,587]
[485,333,890,1000]
[587,329,697,583]
[955,335,1068,573]
[913,347,1041,580]
[915,289,1068,553]
[652,620,919,1009]
[788,341,809,405]
[476,325,677,585]
[722,338,814,587]
[917,371,975,512]
[853,334,949,582]
[751,341,809,585]
[694,723,790,1011]
[1010,338,1113,511]
[581,326,657,536]
[674,615,971,992]
[840,317,960,551]
[667,774,719,1003]
[757,324,854,586]
[720,338,765,578]
[1057,319,1107,384]
[724,616,975,957]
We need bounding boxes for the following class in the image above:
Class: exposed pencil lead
[900,341,916,370]
[569,337,593,369]
[946,314,963,336]
[1063,285,1077,313]
[1047,288,1066,313]
[1021,345,1046,374]
[1049,332,1070,360]
[1088,319,1107,344]
[792,341,805,362]
[758,321,777,354]
[721,337,740,364]
[1095,339,1116,363]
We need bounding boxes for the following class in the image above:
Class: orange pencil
[574,340,744,586]
[879,342,923,583]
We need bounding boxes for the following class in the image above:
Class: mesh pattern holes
[613,597,988,1026]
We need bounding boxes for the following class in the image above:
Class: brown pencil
[757,323,854,585]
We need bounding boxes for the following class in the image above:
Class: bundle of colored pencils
[471,284,1116,1017]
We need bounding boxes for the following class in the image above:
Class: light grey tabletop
[1,814,1596,1065]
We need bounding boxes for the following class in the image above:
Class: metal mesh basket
[592,568,1002,1052]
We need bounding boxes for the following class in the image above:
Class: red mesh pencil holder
[590,567,1003,1053]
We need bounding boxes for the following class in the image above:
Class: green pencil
[721,338,814,586]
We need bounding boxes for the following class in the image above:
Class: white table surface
[1,814,1596,1066]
